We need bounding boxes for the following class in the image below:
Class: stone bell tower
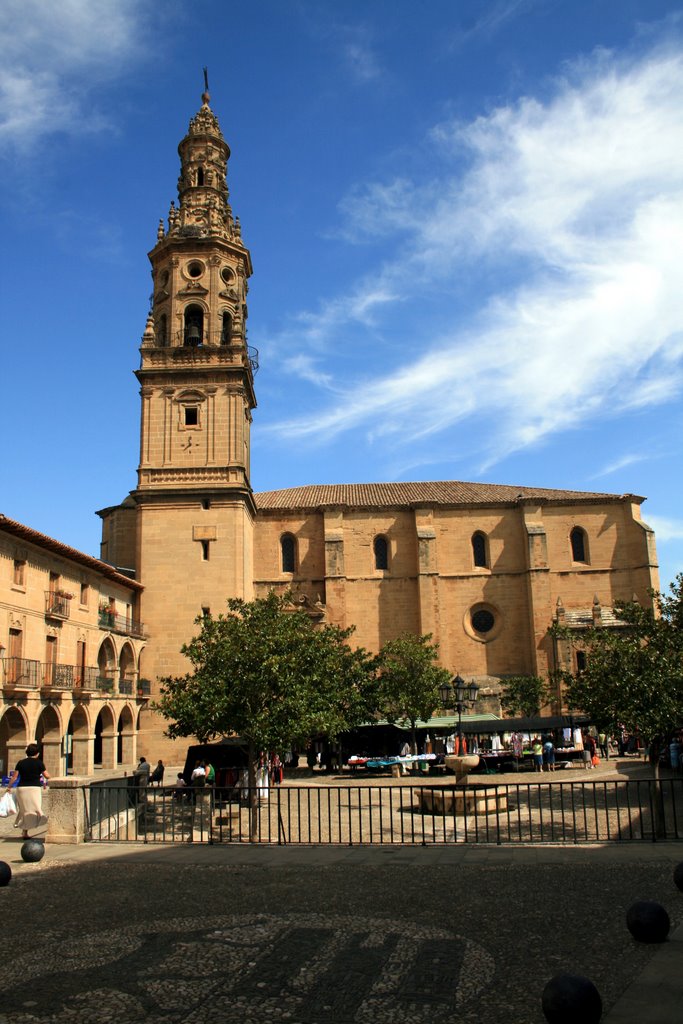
[132,81,258,687]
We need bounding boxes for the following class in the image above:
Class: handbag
[591,755,600,767]
[0,790,17,817]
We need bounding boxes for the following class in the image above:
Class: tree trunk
[648,738,667,839]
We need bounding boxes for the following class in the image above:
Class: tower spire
[202,66,210,106]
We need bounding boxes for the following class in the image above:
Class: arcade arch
[36,704,63,777]
[117,704,135,765]
[94,703,117,769]
[0,706,28,778]
[66,704,91,776]
[119,641,136,693]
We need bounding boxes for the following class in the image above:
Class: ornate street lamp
[441,673,480,747]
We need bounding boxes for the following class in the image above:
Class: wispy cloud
[0,0,151,150]
[449,0,543,46]
[342,34,382,83]
[267,38,683,469]
[646,515,683,542]
[588,454,649,480]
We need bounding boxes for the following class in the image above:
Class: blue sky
[2,0,682,593]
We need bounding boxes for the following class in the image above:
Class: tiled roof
[0,514,143,590]
[255,480,631,512]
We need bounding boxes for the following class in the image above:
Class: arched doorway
[117,705,135,766]
[36,704,63,777]
[0,706,28,778]
[66,705,91,776]
[97,638,117,694]
[119,642,136,697]
[94,704,116,769]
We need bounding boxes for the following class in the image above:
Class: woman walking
[4,742,50,839]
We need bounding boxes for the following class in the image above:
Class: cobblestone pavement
[0,838,681,1024]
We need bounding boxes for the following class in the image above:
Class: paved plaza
[0,832,681,1023]
[1,758,682,1023]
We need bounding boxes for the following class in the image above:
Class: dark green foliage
[550,574,683,768]
[377,633,451,753]
[154,591,379,755]
[500,675,552,717]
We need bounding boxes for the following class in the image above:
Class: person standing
[532,737,544,772]
[5,742,50,840]
[584,732,597,768]
[270,752,283,785]
[542,736,556,773]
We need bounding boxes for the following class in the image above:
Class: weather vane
[202,67,210,105]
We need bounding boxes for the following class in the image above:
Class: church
[1,87,660,772]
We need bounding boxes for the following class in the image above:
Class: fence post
[277,785,287,845]
[45,779,89,843]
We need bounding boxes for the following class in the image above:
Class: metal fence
[84,778,683,845]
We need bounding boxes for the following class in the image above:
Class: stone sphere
[673,862,683,892]
[20,839,45,863]
[626,900,670,944]
[0,861,11,886]
[541,973,602,1023]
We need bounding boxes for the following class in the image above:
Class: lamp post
[439,674,479,752]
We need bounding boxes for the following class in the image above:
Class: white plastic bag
[0,790,17,817]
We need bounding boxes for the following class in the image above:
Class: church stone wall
[98,503,138,575]
[136,497,255,686]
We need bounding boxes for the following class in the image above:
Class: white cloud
[647,515,683,542]
[269,39,683,466]
[0,0,150,149]
[589,454,648,479]
[449,0,541,46]
[335,23,382,83]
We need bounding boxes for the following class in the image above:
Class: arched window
[221,311,232,345]
[374,535,389,570]
[184,305,204,347]
[156,314,167,347]
[570,527,588,563]
[197,166,204,186]
[281,534,296,573]
[472,531,488,568]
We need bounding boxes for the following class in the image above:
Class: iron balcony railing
[40,662,74,689]
[79,667,115,693]
[45,591,71,619]
[85,778,683,845]
[1,657,40,688]
[0,659,139,696]
[98,610,146,639]
[164,331,259,373]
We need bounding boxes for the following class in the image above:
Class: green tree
[377,633,451,755]
[500,675,552,718]
[550,575,683,777]
[154,592,379,837]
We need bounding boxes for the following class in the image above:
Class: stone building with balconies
[0,514,147,778]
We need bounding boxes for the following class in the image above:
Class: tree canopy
[551,574,683,768]
[499,675,552,718]
[377,632,451,753]
[154,591,379,759]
